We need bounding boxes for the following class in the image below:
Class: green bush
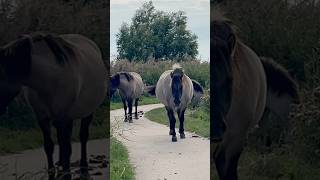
[111,59,210,88]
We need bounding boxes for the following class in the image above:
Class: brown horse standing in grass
[211,14,299,180]
[0,33,107,180]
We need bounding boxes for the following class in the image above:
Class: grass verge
[110,138,134,180]
[145,106,210,137]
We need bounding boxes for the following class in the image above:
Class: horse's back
[118,72,144,100]
[28,34,107,119]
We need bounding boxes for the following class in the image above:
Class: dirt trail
[111,104,210,180]
[0,139,108,180]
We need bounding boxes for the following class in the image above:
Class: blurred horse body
[110,72,144,122]
[212,14,299,180]
[0,33,107,179]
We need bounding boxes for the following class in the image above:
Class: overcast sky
[110,0,210,61]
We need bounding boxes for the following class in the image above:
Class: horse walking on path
[211,13,299,180]
[0,33,107,180]
[154,64,204,142]
[110,72,144,123]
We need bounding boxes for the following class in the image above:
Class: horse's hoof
[172,136,177,142]
[134,116,139,119]
[124,118,128,122]
[129,119,133,123]
[180,133,185,139]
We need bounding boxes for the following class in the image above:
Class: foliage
[111,59,210,88]
[0,0,109,63]
[219,0,320,81]
[116,1,198,61]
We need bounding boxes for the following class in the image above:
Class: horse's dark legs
[214,144,226,180]
[178,109,186,139]
[54,119,73,180]
[214,134,244,180]
[38,118,55,179]
[79,114,93,176]
[134,98,139,119]
[128,99,133,123]
[166,107,177,142]
[122,98,128,122]
[224,151,242,180]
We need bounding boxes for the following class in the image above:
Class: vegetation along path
[111,104,210,180]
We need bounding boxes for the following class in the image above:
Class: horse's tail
[260,57,300,119]
[145,85,156,96]
[191,79,204,108]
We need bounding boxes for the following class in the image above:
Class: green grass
[110,138,134,180]
[110,95,159,110]
[145,106,210,137]
[210,146,320,180]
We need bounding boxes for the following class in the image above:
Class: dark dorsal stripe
[29,33,75,65]
[118,72,134,82]
[260,57,299,100]
[42,34,75,65]
[192,80,204,93]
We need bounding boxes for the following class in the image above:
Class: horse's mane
[118,72,134,82]
[31,33,75,65]
[172,63,184,75]
[260,57,299,100]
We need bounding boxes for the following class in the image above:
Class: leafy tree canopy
[116,1,198,62]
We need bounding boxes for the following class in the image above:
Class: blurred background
[212,0,320,179]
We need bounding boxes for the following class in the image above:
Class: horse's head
[110,73,120,97]
[170,66,184,106]
[0,36,31,115]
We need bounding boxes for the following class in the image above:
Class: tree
[116,1,198,62]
